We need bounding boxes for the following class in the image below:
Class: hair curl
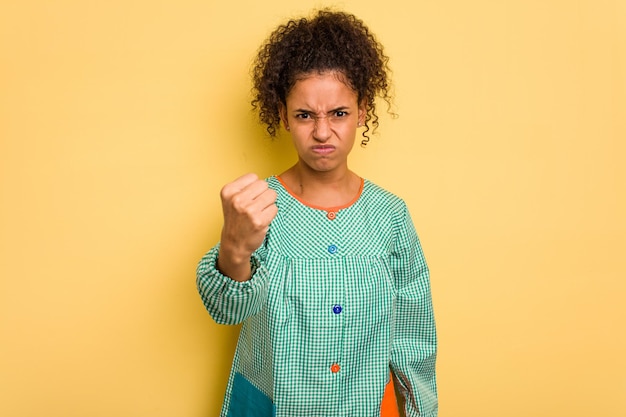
[251,9,394,146]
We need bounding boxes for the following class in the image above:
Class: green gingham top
[197,176,437,417]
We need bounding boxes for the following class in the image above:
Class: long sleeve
[389,204,438,417]
[196,243,270,325]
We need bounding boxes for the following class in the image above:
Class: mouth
[312,145,336,155]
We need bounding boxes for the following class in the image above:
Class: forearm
[216,241,254,282]
[390,275,438,416]
[196,245,269,325]
[391,339,437,417]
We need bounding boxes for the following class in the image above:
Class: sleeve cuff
[196,244,269,325]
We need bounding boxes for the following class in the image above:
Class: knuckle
[238,173,258,188]
[220,182,237,199]
[246,173,259,182]
[220,189,230,202]
[230,194,246,211]
[250,216,265,229]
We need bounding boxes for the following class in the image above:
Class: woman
[197,10,437,416]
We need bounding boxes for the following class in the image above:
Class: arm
[389,204,438,417]
[195,173,277,325]
[216,173,277,282]
[196,243,270,325]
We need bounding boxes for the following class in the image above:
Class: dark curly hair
[251,9,394,146]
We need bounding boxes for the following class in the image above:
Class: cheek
[289,130,309,149]
[338,123,358,138]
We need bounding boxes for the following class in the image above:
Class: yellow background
[1,1,624,416]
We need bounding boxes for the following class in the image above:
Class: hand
[217,173,278,281]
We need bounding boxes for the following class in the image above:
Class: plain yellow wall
[1,1,624,416]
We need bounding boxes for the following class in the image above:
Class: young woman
[197,10,437,417]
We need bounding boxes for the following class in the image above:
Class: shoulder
[362,179,408,214]
[362,181,423,254]
[265,176,292,206]
[265,175,279,187]
[265,176,285,197]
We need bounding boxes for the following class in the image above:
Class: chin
[305,164,328,172]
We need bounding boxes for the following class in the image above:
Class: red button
[330,363,340,373]
[327,211,337,220]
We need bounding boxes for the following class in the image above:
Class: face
[280,71,366,175]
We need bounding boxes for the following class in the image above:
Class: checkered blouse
[197,176,437,417]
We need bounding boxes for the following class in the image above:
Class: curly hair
[251,9,393,146]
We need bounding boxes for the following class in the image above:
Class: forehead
[286,71,358,108]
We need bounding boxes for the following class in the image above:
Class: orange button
[327,211,337,220]
[330,363,340,373]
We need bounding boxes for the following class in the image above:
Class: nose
[313,117,332,142]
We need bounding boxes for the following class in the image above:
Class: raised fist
[217,173,278,281]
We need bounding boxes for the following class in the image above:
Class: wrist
[217,244,253,282]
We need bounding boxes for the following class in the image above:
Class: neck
[292,161,353,189]
[279,161,361,207]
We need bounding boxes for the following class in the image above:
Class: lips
[312,145,335,154]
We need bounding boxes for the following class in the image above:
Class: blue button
[328,245,338,254]
[332,304,342,314]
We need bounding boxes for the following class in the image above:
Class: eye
[295,112,311,119]
[334,110,348,117]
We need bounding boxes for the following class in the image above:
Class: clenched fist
[217,173,278,281]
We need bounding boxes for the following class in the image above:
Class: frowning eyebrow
[292,106,351,114]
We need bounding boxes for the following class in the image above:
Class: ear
[279,103,290,131]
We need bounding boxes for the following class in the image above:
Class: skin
[217,71,366,281]
[279,71,366,207]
